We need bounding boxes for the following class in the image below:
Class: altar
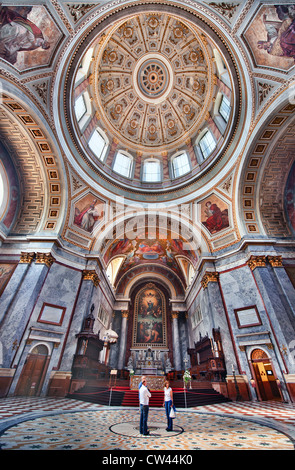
[126,347,173,378]
[130,375,166,391]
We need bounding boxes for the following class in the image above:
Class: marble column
[202,269,238,373]
[0,252,34,325]
[0,252,54,368]
[171,312,182,371]
[108,311,121,369]
[247,255,291,401]
[268,256,295,320]
[118,310,129,371]
[58,269,99,371]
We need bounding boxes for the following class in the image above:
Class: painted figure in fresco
[258,5,295,60]
[0,6,50,65]
[74,199,104,232]
[202,201,229,234]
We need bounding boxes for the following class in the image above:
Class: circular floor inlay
[0,409,293,450]
[110,420,184,437]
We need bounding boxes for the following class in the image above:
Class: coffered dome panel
[94,13,212,151]
[61,3,244,199]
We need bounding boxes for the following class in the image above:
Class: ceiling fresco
[103,227,199,288]
[243,4,295,71]
[0,0,294,300]
[0,5,63,71]
[94,13,213,151]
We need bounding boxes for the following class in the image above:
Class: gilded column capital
[82,269,100,287]
[19,252,35,264]
[201,271,219,289]
[267,255,283,267]
[121,310,129,319]
[171,312,179,320]
[35,252,55,267]
[247,255,266,271]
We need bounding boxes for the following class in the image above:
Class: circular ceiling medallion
[134,53,174,103]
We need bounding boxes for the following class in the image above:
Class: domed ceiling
[94,13,212,151]
[62,5,242,197]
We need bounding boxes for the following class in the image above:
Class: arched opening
[124,280,177,385]
[15,343,50,397]
[250,348,282,401]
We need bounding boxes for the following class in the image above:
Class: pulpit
[70,307,105,392]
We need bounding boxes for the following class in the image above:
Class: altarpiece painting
[133,283,167,349]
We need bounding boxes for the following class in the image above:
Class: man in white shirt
[139,378,151,435]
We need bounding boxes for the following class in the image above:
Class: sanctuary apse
[0,0,295,406]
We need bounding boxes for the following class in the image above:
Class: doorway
[15,344,50,396]
[251,348,281,401]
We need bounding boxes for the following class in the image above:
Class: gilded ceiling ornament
[92,13,213,152]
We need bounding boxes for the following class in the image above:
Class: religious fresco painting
[102,232,198,285]
[73,193,105,233]
[243,4,295,70]
[133,284,167,348]
[200,194,229,234]
[0,5,63,70]
[285,161,295,235]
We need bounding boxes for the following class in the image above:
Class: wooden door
[251,349,281,401]
[15,353,49,396]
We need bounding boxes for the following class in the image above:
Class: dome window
[172,152,191,179]
[199,130,216,160]
[74,94,87,122]
[113,151,133,178]
[142,159,161,182]
[88,129,108,162]
[219,95,231,122]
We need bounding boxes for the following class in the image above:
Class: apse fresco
[244,4,295,70]
[73,193,104,233]
[285,162,295,234]
[103,234,198,284]
[0,5,62,70]
[133,284,166,347]
[200,195,229,234]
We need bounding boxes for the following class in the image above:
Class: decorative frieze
[82,269,99,286]
[201,271,219,289]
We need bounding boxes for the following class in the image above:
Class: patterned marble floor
[0,397,294,451]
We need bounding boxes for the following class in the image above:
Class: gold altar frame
[132,283,167,348]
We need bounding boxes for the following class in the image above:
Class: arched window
[171,152,191,178]
[74,91,92,130]
[0,161,8,220]
[75,47,94,85]
[199,130,216,160]
[88,128,108,161]
[74,94,87,122]
[106,256,125,286]
[142,159,161,182]
[113,151,133,178]
[219,95,231,122]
